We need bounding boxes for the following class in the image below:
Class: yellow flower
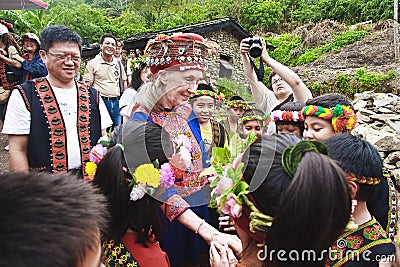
[134,164,161,188]
[85,162,97,180]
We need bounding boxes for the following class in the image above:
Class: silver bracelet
[195,219,205,235]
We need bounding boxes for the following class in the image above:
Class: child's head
[93,121,173,245]
[0,172,107,267]
[271,101,305,137]
[324,134,382,202]
[226,95,249,122]
[236,134,351,265]
[190,83,218,124]
[238,108,269,139]
[303,94,357,141]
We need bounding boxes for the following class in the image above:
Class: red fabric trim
[160,194,190,222]
[35,78,68,173]
[76,81,91,181]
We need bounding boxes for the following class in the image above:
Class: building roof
[82,17,249,58]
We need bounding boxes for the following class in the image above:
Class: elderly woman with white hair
[129,33,239,266]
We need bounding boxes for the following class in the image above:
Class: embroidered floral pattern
[102,239,139,267]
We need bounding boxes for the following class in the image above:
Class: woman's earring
[346,199,358,230]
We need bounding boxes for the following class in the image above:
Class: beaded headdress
[302,104,357,133]
[144,32,218,75]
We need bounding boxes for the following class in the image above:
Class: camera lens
[249,44,262,58]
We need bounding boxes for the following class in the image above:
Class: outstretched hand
[210,241,238,267]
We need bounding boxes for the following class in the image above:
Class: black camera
[246,36,262,58]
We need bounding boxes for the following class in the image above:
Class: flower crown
[227,100,249,110]
[190,89,225,103]
[302,104,357,133]
[238,114,271,127]
[271,110,305,122]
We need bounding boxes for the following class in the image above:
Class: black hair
[241,108,265,118]
[130,62,147,90]
[40,25,82,53]
[0,172,107,267]
[324,134,381,201]
[242,134,351,266]
[305,93,354,110]
[0,33,21,54]
[189,83,218,105]
[268,70,277,84]
[93,120,173,246]
[229,95,244,101]
[273,101,305,134]
[100,33,117,45]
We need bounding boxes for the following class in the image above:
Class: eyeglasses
[47,52,81,63]
[272,77,283,85]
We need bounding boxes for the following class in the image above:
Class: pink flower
[89,144,106,164]
[220,193,242,218]
[215,175,234,195]
[174,134,192,152]
[160,163,175,188]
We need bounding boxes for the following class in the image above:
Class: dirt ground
[0,121,9,172]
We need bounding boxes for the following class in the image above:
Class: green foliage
[307,69,397,99]
[293,30,369,65]
[243,0,283,32]
[216,78,252,101]
[265,34,302,64]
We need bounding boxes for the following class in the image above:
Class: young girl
[223,95,249,134]
[190,83,227,158]
[324,134,395,267]
[238,108,270,139]
[271,101,305,137]
[93,121,171,266]
[210,134,352,267]
[302,93,398,242]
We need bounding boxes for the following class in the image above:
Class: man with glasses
[83,34,126,130]
[2,25,112,178]
[240,37,312,114]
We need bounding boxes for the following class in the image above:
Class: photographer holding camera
[240,36,312,114]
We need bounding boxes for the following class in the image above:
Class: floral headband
[302,104,357,133]
[238,114,271,127]
[271,110,304,122]
[190,89,225,103]
[227,100,249,110]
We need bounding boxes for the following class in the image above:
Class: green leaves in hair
[282,140,329,178]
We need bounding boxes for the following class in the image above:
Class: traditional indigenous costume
[303,104,398,240]
[130,32,216,266]
[328,217,394,267]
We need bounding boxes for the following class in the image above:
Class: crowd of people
[0,19,399,267]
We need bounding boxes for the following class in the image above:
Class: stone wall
[202,29,250,90]
[352,91,400,179]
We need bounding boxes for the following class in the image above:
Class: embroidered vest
[17,78,101,177]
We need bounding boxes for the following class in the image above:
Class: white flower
[130,185,145,201]
[179,146,192,168]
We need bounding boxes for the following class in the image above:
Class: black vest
[16,78,101,174]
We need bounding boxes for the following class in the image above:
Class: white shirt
[3,85,112,169]
[119,88,137,117]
